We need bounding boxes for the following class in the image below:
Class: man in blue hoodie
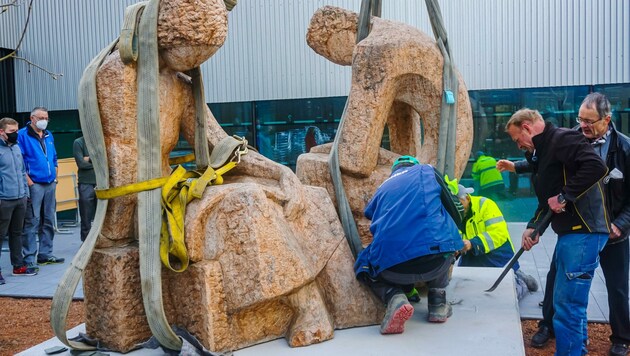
[354,156,464,335]
[17,107,65,270]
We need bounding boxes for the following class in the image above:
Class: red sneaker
[12,266,38,276]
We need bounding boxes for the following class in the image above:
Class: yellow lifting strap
[94,136,247,272]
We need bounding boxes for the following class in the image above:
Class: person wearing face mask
[0,117,36,285]
[17,107,64,271]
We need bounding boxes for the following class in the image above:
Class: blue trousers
[553,232,608,356]
[541,238,630,346]
[22,182,57,265]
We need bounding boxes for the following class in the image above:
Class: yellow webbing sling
[94,137,247,273]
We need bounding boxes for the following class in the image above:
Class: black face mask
[5,131,18,144]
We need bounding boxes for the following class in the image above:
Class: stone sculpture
[82,0,383,353]
[297,6,473,246]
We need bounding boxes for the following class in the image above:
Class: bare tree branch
[12,55,63,79]
[0,0,22,14]
[0,0,61,79]
[0,0,33,61]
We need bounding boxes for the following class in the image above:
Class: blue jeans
[553,232,608,356]
[22,182,57,265]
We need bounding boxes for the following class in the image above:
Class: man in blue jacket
[18,107,65,270]
[354,156,464,335]
[0,117,37,284]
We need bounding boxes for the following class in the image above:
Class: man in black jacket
[499,93,630,356]
[506,108,610,356]
[73,137,96,242]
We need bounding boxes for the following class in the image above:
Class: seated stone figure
[82,0,382,353]
[297,6,473,246]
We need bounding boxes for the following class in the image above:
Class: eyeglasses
[575,116,603,126]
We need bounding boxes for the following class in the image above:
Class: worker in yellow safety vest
[447,179,538,300]
[471,151,505,200]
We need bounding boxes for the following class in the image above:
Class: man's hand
[610,223,623,240]
[462,239,472,252]
[522,228,540,251]
[496,159,515,173]
[547,194,566,214]
[455,239,471,258]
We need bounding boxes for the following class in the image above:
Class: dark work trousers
[359,254,454,304]
[539,238,630,345]
[78,183,96,242]
[0,197,27,267]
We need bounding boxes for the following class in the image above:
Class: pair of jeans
[540,238,630,346]
[78,183,96,242]
[0,197,27,268]
[22,182,57,265]
[553,232,608,356]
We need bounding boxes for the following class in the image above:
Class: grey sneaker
[37,256,65,265]
[515,270,539,292]
[380,293,414,334]
[428,288,453,323]
[0,271,5,285]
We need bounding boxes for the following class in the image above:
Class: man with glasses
[17,107,65,271]
[576,93,630,356]
[499,93,630,356]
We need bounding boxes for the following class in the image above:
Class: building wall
[0,0,628,112]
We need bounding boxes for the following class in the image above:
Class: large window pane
[593,84,630,135]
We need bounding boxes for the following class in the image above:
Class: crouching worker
[354,156,464,335]
[447,179,538,300]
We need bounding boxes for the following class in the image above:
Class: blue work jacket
[355,164,463,278]
[17,124,58,184]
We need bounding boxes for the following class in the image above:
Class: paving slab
[20,266,525,356]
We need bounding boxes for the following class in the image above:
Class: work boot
[515,270,539,292]
[427,288,452,323]
[380,293,414,334]
[531,325,554,348]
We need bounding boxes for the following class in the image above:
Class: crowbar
[485,209,553,292]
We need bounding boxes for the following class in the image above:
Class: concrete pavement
[3,222,621,355]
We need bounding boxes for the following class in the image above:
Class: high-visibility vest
[462,196,514,254]
[471,155,504,190]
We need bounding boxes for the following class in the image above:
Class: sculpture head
[157,0,231,71]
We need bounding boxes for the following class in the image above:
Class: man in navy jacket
[354,156,463,335]
[0,117,36,284]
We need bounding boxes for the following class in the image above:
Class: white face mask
[35,119,48,130]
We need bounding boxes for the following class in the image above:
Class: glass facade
[28,83,630,221]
